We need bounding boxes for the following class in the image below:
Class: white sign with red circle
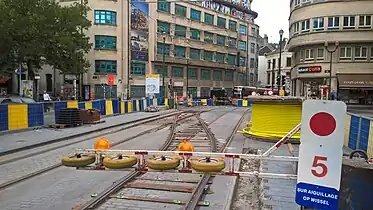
[295,100,346,209]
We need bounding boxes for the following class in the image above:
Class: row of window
[157,42,248,65]
[292,15,372,35]
[158,2,248,34]
[267,57,292,69]
[296,46,373,62]
[154,65,234,81]
[157,21,248,51]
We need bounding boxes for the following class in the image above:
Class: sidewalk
[0,110,174,155]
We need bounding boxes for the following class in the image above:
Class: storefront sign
[337,74,373,87]
[298,66,322,73]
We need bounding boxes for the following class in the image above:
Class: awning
[337,74,373,88]
[0,76,10,84]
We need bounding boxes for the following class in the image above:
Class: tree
[0,0,92,78]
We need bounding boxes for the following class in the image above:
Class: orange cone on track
[94,137,111,150]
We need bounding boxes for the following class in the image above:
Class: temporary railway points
[76,109,244,210]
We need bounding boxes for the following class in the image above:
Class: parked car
[145,105,159,112]
[0,95,36,104]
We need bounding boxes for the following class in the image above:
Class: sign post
[296,100,346,209]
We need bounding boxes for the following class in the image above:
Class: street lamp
[186,58,189,97]
[324,41,339,99]
[162,34,166,98]
[278,29,284,92]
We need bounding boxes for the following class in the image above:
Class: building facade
[288,0,373,104]
[34,0,259,99]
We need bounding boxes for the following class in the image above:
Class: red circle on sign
[309,112,336,136]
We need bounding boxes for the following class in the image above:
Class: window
[286,57,292,67]
[317,48,324,60]
[190,29,200,40]
[305,49,314,61]
[174,46,186,57]
[267,60,271,69]
[340,47,352,60]
[154,65,168,77]
[46,74,52,92]
[158,1,170,13]
[95,84,117,99]
[175,4,186,17]
[188,68,197,79]
[95,60,117,74]
[95,35,117,50]
[301,0,311,4]
[229,20,237,31]
[213,70,222,81]
[131,62,146,75]
[190,48,201,60]
[157,21,170,34]
[187,87,197,97]
[272,59,276,69]
[217,17,226,28]
[228,54,236,65]
[294,0,300,7]
[204,32,213,43]
[175,25,186,37]
[239,25,247,35]
[94,10,117,25]
[225,71,233,81]
[251,27,256,36]
[299,50,304,62]
[157,43,170,55]
[328,17,339,29]
[293,22,300,34]
[238,41,247,51]
[201,69,211,80]
[354,46,368,60]
[371,47,373,58]
[204,13,214,25]
[359,15,371,27]
[216,35,225,46]
[215,53,225,63]
[343,16,355,28]
[313,17,324,30]
[301,19,310,32]
[250,58,255,68]
[250,43,255,53]
[228,37,236,48]
[239,57,245,66]
[204,51,213,61]
[267,73,271,85]
[172,66,183,77]
[190,9,201,21]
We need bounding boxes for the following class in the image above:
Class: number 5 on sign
[295,100,346,210]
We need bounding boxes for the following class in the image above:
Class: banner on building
[131,0,149,61]
[145,74,160,95]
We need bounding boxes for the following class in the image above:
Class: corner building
[50,0,259,99]
[288,0,373,104]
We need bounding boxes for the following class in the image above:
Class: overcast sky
[251,0,290,43]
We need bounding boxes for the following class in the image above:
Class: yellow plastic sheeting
[242,100,248,107]
[165,98,168,106]
[128,101,133,113]
[85,102,92,110]
[67,101,78,108]
[344,115,351,147]
[248,103,302,139]
[368,121,373,158]
[105,100,113,115]
[136,100,140,111]
[120,102,125,114]
[201,99,207,106]
[8,104,28,130]
[153,98,157,106]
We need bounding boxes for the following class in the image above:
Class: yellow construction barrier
[245,96,302,139]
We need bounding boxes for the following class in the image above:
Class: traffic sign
[296,100,346,209]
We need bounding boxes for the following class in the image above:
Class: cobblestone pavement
[0,126,172,210]
[0,124,160,187]
[0,110,175,154]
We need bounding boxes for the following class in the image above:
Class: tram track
[0,111,201,191]
[78,108,246,210]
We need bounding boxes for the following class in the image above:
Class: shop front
[292,65,329,99]
[337,73,373,105]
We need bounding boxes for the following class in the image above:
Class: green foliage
[0,0,92,77]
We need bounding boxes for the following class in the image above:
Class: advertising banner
[146,74,160,95]
[131,0,149,62]
[21,80,33,98]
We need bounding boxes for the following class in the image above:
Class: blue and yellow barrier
[344,113,373,159]
[236,99,252,107]
[0,103,44,131]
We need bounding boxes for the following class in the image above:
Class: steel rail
[183,109,249,210]
[0,112,196,191]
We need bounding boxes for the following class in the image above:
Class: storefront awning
[337,74,373,88]
[0,76,10,84]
